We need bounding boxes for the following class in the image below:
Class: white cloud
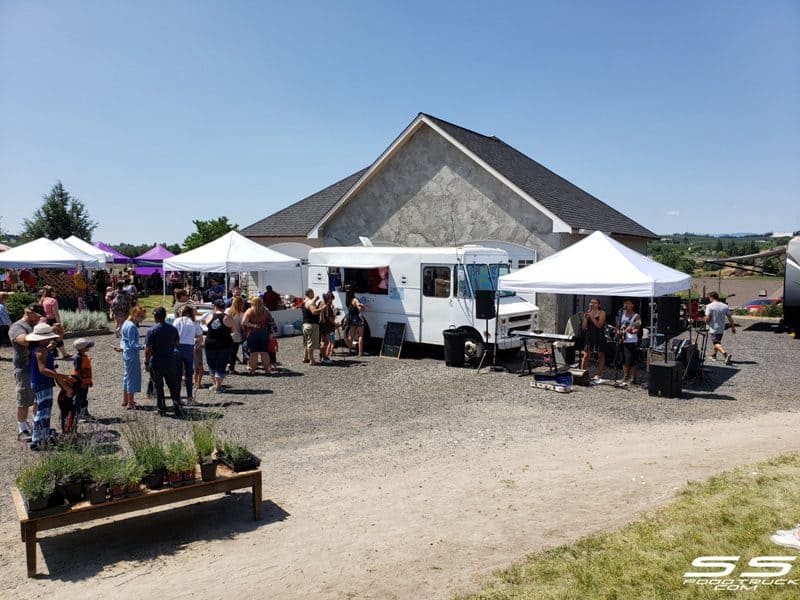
[666,210,680,216]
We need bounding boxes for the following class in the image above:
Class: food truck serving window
[465,263,514,297]
[342,267,389,295]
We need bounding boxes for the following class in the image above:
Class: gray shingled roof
[240,168,369,237]
[423,114,656,239]
[242,114,656,239]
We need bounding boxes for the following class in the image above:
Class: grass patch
[135,295,172,312]
[463,453,800,599]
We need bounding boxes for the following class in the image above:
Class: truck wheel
[461,329,484,362]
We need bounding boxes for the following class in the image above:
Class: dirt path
[2,410,798,599]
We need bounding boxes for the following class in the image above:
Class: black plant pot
[88,483,107,505]
[62,481,84,503]
[167,471,183,488]
[25,495,49,512]
[142,468,166,490]
[218,451,261,473]
[48,488,66,508]
[200,458,217,481]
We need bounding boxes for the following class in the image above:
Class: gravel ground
[0,315,796,526]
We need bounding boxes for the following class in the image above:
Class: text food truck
[308,245,539,358]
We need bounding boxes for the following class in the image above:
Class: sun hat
[25,323,59,342]
[73,338,95,351]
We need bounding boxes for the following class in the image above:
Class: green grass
[135,294,172,312]
[462,453,800,599]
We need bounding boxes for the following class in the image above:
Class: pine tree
[20,181,98,241]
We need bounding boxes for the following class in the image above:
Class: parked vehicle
[737,298,782,313]
[307,245,538,358]
[783,235,800,334]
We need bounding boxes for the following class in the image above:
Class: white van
[308,245,538,357]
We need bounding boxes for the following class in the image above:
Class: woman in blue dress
[114,306,146,410]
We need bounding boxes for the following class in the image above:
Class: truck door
[419,264,453,344]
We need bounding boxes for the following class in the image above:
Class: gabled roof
[244,113,656,240]
[240,168,369,238]
[421,114,656,239]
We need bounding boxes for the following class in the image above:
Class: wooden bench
[11,465,262,577]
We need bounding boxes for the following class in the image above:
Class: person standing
[705,291,736,364]
[241,296,271,375]
[26,323,74,450]
[173,305,202,405]
[617,299,641,384]
[40,286,72,359]
[145,307,183,417]
[71,338,95,421]
[580,298,607,380]
[225,295,245,374]
[115,306,146,410]
[346,297,367,357]
[319,293,337,363]
[302,289,324,365]
[8,304,46,442]
[110,281,132,337]
[263,285,282,311]
[203,300,234,392]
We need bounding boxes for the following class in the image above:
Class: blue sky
[1,0,798,245]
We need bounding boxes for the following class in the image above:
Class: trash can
[442,329,466,367]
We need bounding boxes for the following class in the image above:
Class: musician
[617,298,641,384]
[580,298,607,379]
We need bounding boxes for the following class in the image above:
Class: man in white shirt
[704,291,736,364]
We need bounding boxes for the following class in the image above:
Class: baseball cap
[73,338,95,351]
[26,304,46,316]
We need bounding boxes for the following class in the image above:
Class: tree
[20,181,98,242]
[182,217,238,251]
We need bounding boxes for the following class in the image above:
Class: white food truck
[308,245,538,357]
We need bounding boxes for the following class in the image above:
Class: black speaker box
[656,296,684,335]
[648,360,682,398]
[475,290,496,319]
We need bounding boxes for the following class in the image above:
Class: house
[241,113,656,331]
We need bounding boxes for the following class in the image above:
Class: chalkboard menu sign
[380,321,406,359]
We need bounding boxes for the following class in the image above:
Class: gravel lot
[0,315,797,597]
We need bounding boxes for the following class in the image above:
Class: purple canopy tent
[94,241,132,264]
[134,244,175,276]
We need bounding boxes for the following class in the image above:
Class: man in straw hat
[8,304,46,442]
[25,322,74,449]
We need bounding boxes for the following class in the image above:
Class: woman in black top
[347,298,366,357]
[203,300,234,393]
[580,298,607,379]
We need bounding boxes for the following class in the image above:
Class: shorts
[302,323,320,349]
[246,329,269,353]
[193,345,204,369]
[14,368,35,408]
[622,342,639,367]
[711,332,723,345]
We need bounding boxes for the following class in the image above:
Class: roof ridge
[420,113,500,143]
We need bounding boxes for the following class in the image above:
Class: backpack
[110,291,131,314]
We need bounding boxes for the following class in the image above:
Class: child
[193,320,205,392]
[26,323,73,450]
[71,338,95,421]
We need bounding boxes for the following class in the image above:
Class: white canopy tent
[0,237,102,269]
[498,231,690,297]
[65,235,113,264]
[162,231,301,296]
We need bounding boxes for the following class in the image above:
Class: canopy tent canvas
[498,231,690,297]
[64,236,109,265]
[134,244,175,276]
[53,238,105,269]
[0,237,102,269]
[94,241,132,264]
[163,231,300,273]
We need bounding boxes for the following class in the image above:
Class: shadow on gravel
[221,388,272,396]
[681,391,737,401]
[95,416,125,425]
[36,496,290,581]
[743,321,786,333]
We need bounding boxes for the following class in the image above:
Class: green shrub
[124,417,167,473]
[122,458,145,486]
[90,455,123,485]
[6,291,37,322]
[221,440,251,462]
[16,461,56,501]
[192,421,216,459]
[759,303,783,318]
[165,440,196,473]
[59,309,110,332]
[49,449,95,484]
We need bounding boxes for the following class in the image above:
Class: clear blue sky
[1,0,798,245]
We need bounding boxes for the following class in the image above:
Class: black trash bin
[442,329,466,367]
